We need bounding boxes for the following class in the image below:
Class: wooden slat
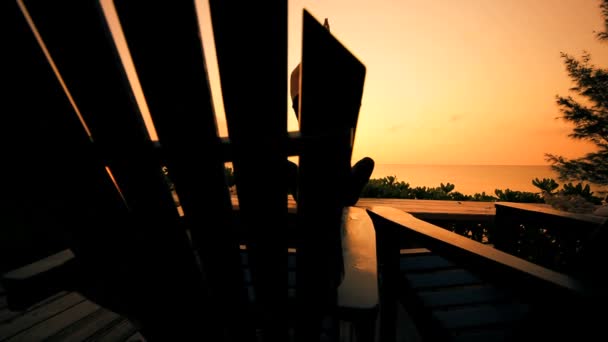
[0,292,85,340]
[12,1,129,292]
[22,2,208,340]
[2,250,75,311]
[15,0,128,285]
[124,332,147,342]
[5,301,101,342]
[288,251,297,302]
[0,291,69,325]
[45,307,122,342]
[113,1,243,340]
[209,1,288,340]
[95,318,139,342]
[22,0,148,146]
[23,0,185,254]
[3,250,74,281]
[337,207,378,310]
[296,9,366,341]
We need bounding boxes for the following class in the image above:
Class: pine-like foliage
[546,0,608,186]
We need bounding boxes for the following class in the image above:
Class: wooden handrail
[367,206,594,300]
[495,202,608,225]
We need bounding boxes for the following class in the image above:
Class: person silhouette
[287,18,375,207]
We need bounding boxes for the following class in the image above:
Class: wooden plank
[23,2,210,339]
[23,0,189,239]
[2,250,74,281]
[295,9,366,341]
[400,255,456,272]
[334,210,378,342]
[95,318,139,342]
[45,307,122,342]
[21,0,145,144]
[237,246,256,306]
[405,269,483,290]
[337,207,378,310]
[432,303,529,330]
[5,301,101,341]
[2,250,75,311]
[209,0,288,340]
[0,292,69,325]
[113,1,242,339]
[124,332,147,342]
[12,1,129,294]
[418,285,509,308]
[0,292,84,340]
[298,9,366,139]
[288,251,297,302]
[16,0,134,299]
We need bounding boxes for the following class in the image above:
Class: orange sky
[106,0,608,166]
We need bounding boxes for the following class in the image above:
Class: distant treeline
[222,167,605,205]
[360,175,605,204]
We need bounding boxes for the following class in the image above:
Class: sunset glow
[110,0,608,166]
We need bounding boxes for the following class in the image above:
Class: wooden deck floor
[0,284,144,342]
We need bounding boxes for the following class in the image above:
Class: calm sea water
[370,164,607,196]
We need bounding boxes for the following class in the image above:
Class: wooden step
[417,285,509,308]
[432,302,529,330]
[404,269,483,290]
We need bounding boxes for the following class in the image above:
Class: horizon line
[374,163,553,167]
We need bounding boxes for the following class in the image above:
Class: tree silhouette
[545,0,608,186]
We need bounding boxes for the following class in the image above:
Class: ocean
[370,164,607,196]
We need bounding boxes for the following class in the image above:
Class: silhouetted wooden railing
[368,203,607,342]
